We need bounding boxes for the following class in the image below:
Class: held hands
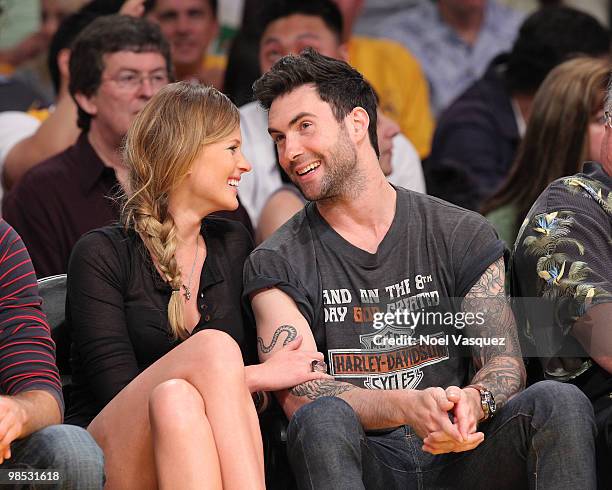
[258,335,332,392]
[0,396,26,464]
[420,386,485,455]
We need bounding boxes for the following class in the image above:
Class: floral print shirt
[511,162,611,385]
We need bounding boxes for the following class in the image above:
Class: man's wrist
[463,386,486,422]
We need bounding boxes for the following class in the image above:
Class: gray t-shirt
[244,187,503,390]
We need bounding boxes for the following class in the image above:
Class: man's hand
[421,386,485,455]
[447,386,484,439]
[0,396,26,463]
[403,387,463,443]
[119,0,147,17]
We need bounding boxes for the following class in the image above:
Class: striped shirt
[0,219,63,413]
[380,0,524,115]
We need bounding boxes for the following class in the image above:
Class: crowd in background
[0,0,609,488]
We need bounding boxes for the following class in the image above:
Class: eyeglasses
[104,71,169,91]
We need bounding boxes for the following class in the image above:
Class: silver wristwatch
[467,384,497,421]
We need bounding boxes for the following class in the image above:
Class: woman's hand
[248,336,333,393]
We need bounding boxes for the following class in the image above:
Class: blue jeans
[287,381,596,489]
[0,424,104,489]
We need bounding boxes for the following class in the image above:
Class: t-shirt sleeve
[243,248,316,326]
[0,220,63,413]
[451,211,505,297]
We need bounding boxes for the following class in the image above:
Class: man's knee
[287,397,362,452]
[25,424,104,486]
[522,381,595,431]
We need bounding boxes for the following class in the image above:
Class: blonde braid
[120,82,241,340]
[136,210,188,340]
[124,188,189,340]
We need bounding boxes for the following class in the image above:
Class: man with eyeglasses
[511,99,612,487]
[3,15,172,278]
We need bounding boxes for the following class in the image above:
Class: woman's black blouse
[65,217,256,427]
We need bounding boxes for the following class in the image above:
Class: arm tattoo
[462,257,526,408]
[290,379,356,401]
[257,325,297,354]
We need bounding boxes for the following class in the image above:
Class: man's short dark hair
[69,14,173,131]
[48,10,100,96]
[506,6,610,94]
[257,0,343,41]
[253,48,379,157]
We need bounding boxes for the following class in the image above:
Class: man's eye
[151,74,169,85]
[273,135,285,144]
[119,74,138,84]
[300,122,312,130]
[265,51,281,62]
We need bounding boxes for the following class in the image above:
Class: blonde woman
[65,82,329,489]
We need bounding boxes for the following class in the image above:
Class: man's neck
[316,167,397,254]
[512,93,533,125]
[175,60,202,81]
[86,125,129,190]
[87,125,123,169]
[438,1,485,46]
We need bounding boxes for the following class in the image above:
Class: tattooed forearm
[462,257,526,407]
[290,379,356,401]
[257,324,297,354]
[471,358,525,407]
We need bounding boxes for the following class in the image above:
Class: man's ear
[57,48,70,79]
[347,106,370,145]
[73,92,98,118]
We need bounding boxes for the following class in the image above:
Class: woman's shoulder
[77,223,131,247]
[71,224,136,265]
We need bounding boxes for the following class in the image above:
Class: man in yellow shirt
[333,0,434,158]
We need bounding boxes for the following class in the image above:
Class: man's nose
[281,134,303,165]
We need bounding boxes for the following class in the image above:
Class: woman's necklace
[182,236,199,301]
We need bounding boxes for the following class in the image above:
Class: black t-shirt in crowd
[66,217,256,427]
[244,186,504,391]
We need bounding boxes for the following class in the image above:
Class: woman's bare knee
[186,330,245,378]
[149,379,206,433]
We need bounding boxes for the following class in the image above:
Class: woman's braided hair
[121,81,239,339]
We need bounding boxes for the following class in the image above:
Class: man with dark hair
[245,48,597,488]
[239,0,428,225]
[146,0,224,87]
[3,14,172,277]
[426,6,610,211]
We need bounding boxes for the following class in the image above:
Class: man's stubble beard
[297,125,367,203]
